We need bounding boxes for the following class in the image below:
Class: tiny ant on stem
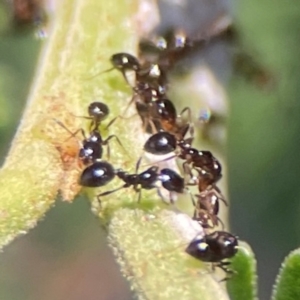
[185,230,239,279]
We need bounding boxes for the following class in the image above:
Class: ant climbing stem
[69,101,110,131]
[185,230,239,280]
[53,112,127,163]
[85,52,141,85]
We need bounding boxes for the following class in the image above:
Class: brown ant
[192,188,227,229]
[133,83,193,136]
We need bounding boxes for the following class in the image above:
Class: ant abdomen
[144,131,177,155]
[159,168,185,194]
[79,161,115,187]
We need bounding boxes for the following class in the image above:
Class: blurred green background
[0,0,300,299]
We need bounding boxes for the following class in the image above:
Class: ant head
[88,102,109,122]
[110,53,140,72]
[144,132,177,155]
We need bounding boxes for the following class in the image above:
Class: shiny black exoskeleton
[78,127,123,164]
[186,231,238,262]
[97,166,160,201]
[144,131,177,155]
[159,168,185,194]
[110,53,141,84]
[79,161,115,187]
[79,130,103,165]
[111,52,141,73]
[185,231,238,276]
[117,166,159,190]
[87,101,110,130]
[96,166,186,204]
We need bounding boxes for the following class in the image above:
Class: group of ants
[63,31,239,281]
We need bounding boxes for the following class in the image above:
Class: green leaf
[0,0,139,248]
[108,208,231,300]
[271,249,300,300]
[227,241,258,300]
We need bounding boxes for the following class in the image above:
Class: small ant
[133,89,193,136]
[78,128,124,164]
[185,230,238,278]
[79,158,188,206]
[55,101,124,164]
[98,166,187,205]
[73,101,110,131]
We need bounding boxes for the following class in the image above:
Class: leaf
[271,249,300,300]
[108,208,231,300]
[227,241,258,300]
[0,0,140,248]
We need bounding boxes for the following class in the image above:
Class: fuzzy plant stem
[0,0,237,299]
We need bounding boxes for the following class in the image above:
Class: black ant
[78,128,124,164]
[185,230,238,278]
[73,101,110,131]
[97,52,166,89]
[98,166,186,204]
[80,158,188,205]
[55,101,124,164]
[132,82,193,136]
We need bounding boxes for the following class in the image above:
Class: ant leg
[149,119,159,135]
[122,94,137,117]
[135,156,143,173]
[179,107,194,138]
[96,185,125,207]
[142,154,177,168]
[215,188,228,207]
[182,161,195,184]
[217,216,225,230]
[189,190,196,207]
[84,66,115,80]
[103,134,127,159]
[135,188,142,203]
[106,116,118,130]
[52,118,85,142]
[217,261,235,282]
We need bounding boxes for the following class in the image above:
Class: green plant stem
[0,0,139,247]
[0,0,234,298]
